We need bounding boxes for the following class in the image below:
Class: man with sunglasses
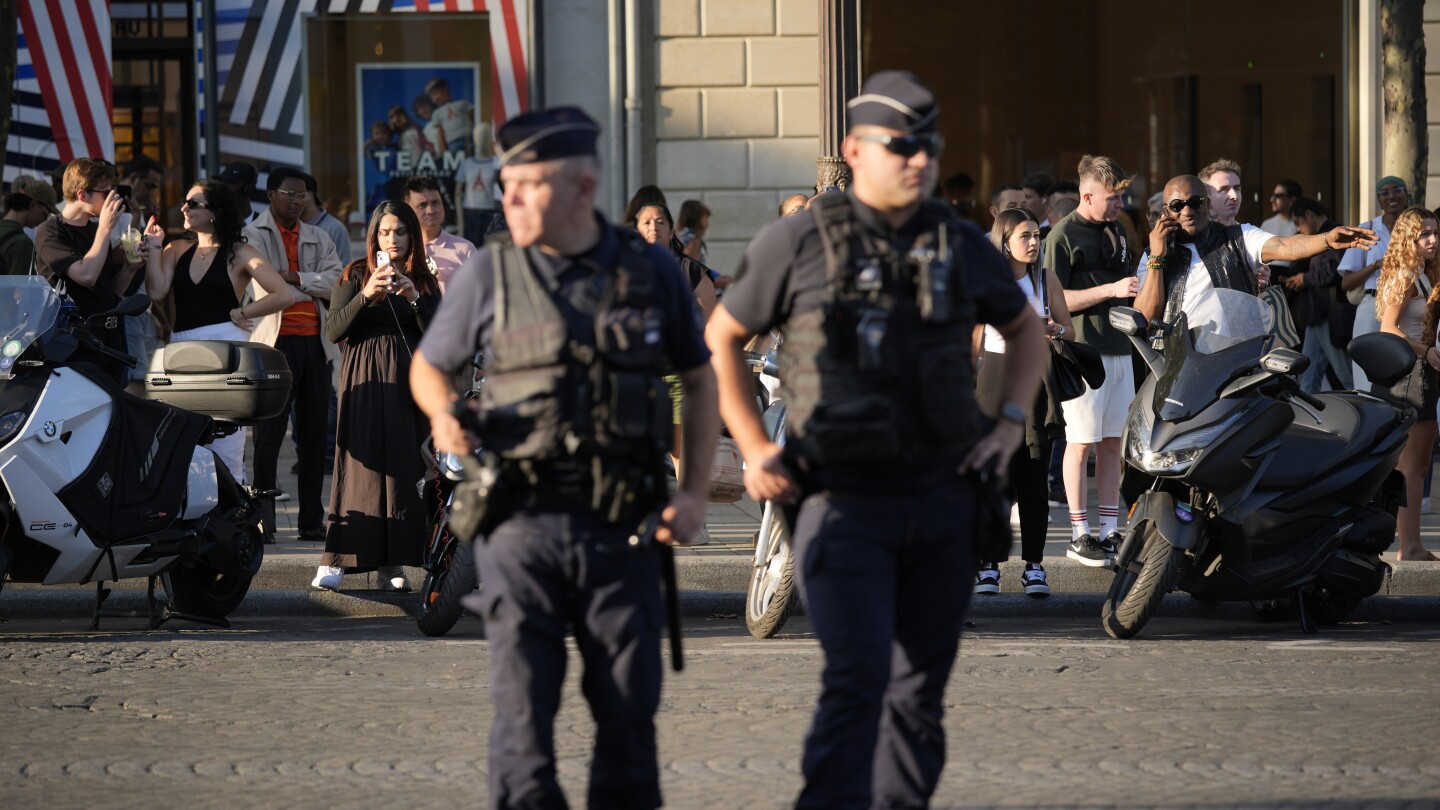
[1337,176,1411,390]
[34,157,154,384]
[707,70,1045,810]
[1134,175,1375,329]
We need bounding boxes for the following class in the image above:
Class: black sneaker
[1047,486,1067,508]
[974,563,1000,595]
[1021,563,1050,598]
[1067,534,1112,567]
[1101,531,1122,560]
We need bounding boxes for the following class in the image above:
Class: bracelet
[1146,256,1164,269]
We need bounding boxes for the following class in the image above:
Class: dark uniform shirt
[724,193,1026,349]
[419,212,711,376]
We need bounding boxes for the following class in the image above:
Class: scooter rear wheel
[1102,526,1186,639]
[168,563,254,618]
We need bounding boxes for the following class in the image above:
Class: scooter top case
[145,341,292,426]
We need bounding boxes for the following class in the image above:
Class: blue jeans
[1299,323,1353,393]
[793,480,977,810]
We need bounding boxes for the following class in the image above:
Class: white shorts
[1060,353,1135,444]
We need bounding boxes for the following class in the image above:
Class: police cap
[496,107,601,168]
[846,71,938,134]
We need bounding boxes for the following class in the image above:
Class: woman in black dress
[312,201,440,592]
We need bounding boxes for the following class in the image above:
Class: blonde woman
[1376,205,1440,561]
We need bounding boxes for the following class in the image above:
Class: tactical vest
[782,194,980,477]
[478,230,673,511]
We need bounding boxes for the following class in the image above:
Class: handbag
[1258,285,1301,349]
[1047,337,1106,402]
[706,436,745,504]
[1389,357,1428,409]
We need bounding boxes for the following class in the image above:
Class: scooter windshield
[1153,288,1271,422]
[0,276,61,380]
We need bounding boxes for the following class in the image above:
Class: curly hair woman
[143,179,292,483]
[1376,205,1440,561]
[312,201,442,591]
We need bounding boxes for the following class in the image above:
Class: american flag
[16,0,114,166]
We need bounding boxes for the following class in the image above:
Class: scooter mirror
[88,294,153,325]
[1108,306,1146,336]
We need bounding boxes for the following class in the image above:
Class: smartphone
[117,184,132,201]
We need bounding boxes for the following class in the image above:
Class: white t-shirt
[424,100,475,150]
[982,271,1046,353]
[1338,214,1392,291]
[456,157,498,210]
[1137,223,1274,320]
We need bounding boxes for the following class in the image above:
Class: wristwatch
[998,401,1026,425]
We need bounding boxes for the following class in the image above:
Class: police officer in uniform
[410,107,719,809]
[707,72,1046,809]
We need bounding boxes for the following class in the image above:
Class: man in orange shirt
[243,166,345,541]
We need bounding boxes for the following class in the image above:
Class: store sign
[356,63,481,219]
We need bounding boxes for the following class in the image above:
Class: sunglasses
[182,198,210,210]
[855,133,945,158]
[84,187,115,197]
[1166,196,1207,214]
[1269,192,1291,199]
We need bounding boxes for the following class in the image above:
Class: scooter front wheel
[1102,526,1186,639]
[416,539,478,637]
[745,504,795,639]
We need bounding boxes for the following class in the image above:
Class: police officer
[706,72,1046,809]
[410,107,719,809]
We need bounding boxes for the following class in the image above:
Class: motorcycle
[1103,287,1415,638]
[415,361,484,637]
[0,276,290,628]
[744,339,797,639]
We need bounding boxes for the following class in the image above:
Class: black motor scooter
[1103,288,1416,638]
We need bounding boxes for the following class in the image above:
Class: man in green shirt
[0,175,58,275]
[1043,154,1137,567]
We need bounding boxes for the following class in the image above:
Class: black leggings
[1000,439,1051,565]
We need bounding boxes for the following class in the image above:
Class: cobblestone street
[2,610,1438,809]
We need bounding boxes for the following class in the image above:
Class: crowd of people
[5,64,1440,808]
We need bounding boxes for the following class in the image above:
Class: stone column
[816,0,859,190]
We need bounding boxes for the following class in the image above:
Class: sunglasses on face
[84,187,114,197]
[1270,192,1291,199]
[182,198,209,210]
[1166,196,1207,214]
[855,133,945,158]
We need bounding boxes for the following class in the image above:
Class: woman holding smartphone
[974,207,1075,596]
[312,201,441,592]
[1376,206,1440,561]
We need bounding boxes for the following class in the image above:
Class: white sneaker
[1010,502,1021,528]
[685,524,713,546]
[376,565,410,592]
[311,565,342,592]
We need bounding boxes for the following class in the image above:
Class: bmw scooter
[0,276,291,628]
[1103,287,1415,638]
[744,338,796,639]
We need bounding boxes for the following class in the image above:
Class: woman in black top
[312,201,441,592]
[144,180,291,483]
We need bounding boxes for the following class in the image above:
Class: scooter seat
[1264,393,1396,488]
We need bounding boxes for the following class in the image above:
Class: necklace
[195,243,219,261]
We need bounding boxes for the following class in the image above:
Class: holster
[448,454,521,543]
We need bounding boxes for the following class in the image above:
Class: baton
[630,511,683,672]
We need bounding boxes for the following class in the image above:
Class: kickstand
[89,581,112,630]
[1294,587,1318,635]
[150,571,230,631]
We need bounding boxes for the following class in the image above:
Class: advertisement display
[355,63,481,221]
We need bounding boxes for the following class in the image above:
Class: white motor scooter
[0,276,291,628]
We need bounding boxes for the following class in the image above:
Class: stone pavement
[1,612,1438,808]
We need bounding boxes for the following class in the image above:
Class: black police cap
[846,71,938,134]
[496,107,601,168]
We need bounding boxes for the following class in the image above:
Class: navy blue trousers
[793,480,978,810]
[473,510,664,810]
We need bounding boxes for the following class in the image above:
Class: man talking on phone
[1134,174,1376,326]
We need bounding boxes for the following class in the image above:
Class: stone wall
[1427,1,1440,204]
[653,0,823,275]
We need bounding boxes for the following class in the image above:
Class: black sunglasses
[182,198,210,210]
[855,133,945,158]
[1166,195,1207,213]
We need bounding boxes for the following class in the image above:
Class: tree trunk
[0,0,16,181]
[1382,0,1428,205]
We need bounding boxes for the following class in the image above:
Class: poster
[355,62,481,224]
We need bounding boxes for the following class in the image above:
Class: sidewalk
[5,437,1440,619]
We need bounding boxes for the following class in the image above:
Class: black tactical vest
[479,231,673,483]
[782,194,980,479]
